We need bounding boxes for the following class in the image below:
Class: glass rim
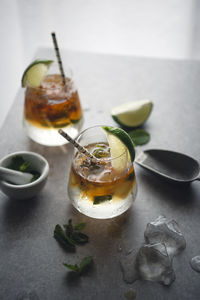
[27,73,75,91]
[75,124,128,162]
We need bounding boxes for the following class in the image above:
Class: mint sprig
[54,220,94,276]
[64,219,88,245]
[54,219,89,252]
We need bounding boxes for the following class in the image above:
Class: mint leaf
[128,129,150,146]
[79,256,93,273]
[64,219,73,237]
[63,263,80,273]
[93,195,112,205]
[7,155,40,182]
[30,171,40,182]
[74,222,86,231]
[8,155,26,171]
[72,231,89,244]
[64,220,88,244]
[63,256,93,275]
[19,161,31,172]
[92,148,108,158]
[54,224,75,252]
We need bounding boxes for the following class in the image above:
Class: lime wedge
[21,59,54,88]
[102,126,135,170]
[111,99,153,128]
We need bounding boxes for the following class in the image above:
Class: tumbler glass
[23,67,83,146]
[68,125,137,219]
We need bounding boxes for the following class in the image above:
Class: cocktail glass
[68,125,137,219]
[23,66,83,146]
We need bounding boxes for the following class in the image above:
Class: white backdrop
[0,0,200,128]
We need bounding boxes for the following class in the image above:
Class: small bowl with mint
[0,151,49,199]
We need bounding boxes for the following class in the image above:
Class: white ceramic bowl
[0,151,49,199]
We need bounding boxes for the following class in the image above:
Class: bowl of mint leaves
[0,151,49,199]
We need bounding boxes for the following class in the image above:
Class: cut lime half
[21,59,54,88]
[111,99,153,128]
[102,126,135,171]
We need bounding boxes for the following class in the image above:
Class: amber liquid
[23,74,83,145]
[68,143,136,218]
[24,74,82,128]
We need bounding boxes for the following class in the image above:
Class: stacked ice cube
[121,215,186,286]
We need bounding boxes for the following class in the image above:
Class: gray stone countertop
[0,50,200,300]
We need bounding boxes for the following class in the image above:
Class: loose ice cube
[190,256,200,273]
[137,243,175,285]
[144,216,186,257]
[120,243,175,286]
[121,216,186,287]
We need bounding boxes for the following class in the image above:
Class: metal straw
[51,32,66,85]
[58,129,97,162]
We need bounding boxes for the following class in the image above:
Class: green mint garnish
[54,220,93,276]
[64,219,73,237]
[71,231,89,244]
[63,256,93,275]
[92,148,108,158]
[71,117,82,124]
[7,155,40,182]
[54,224,75,252]
[93,195,112,205]
[19,161,31,172]
[8,155,26,171]
[128,129,150,146]
[63,263,80,273]
[79,256,93,273]
[74,222,86,231]
[54,219,89,251]
[30,171,40,182]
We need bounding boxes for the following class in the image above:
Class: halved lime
[111,99,153,128]
[21,59,54,88]
[102,126,135,170]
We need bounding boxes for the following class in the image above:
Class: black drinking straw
[51,32,66,85]
[58,129,97,162]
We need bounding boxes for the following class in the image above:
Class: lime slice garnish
[21,59,54,88]
[111,99,153,128]
[102,126,135,170]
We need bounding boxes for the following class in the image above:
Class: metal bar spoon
[58,129,98,163]
[135,149,200,184]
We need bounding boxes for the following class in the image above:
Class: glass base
[23,119,83,146]
[68,183,137,219]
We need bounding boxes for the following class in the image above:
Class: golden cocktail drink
[68,126,137,219]
[23,74,82,146]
